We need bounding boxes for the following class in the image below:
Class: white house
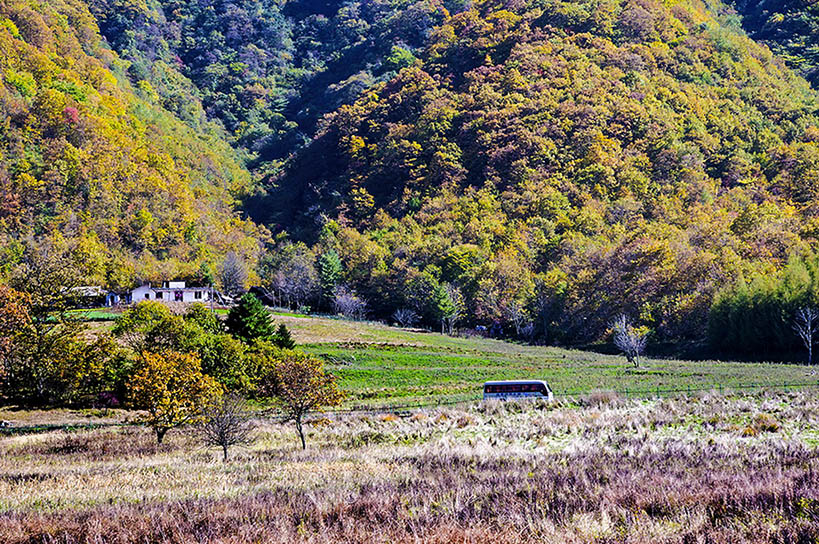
[130,281,213,305]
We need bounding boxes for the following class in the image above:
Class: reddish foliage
[63,106,79,125]
[1,440,819,542]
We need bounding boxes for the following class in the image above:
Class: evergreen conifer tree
[226,294,275,342]
[317,250,342,308]
[274,324,296,349]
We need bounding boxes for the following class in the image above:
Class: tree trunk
[222,444,229,462]
[810,342,813,365]
[156,428,167,444]
[296,417,306,450]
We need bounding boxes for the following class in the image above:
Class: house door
[175,291,183,302]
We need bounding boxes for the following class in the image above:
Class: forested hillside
[0,0,262,286]
[261,0,819,344]
[6,0,819,350]
[87,0,457,174]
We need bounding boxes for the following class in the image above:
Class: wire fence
[321,380,819,415]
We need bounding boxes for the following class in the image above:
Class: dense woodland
[5,0,819,353]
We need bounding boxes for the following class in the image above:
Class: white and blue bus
[483,380,553,401]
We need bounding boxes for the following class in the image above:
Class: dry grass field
[1,391,819,543]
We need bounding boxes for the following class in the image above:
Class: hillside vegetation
[87,0,454,173]
[734,0,819,86]
[6,0,819,351]
[0,0,261,286]
[261,0,819,345]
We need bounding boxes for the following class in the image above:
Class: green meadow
[80,309,819,407]
[276,314,819,406]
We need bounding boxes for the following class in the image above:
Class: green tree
[317,250,342,309]
[226,294,275,342]
[431,282,464,335]
[113,301,188,357]
[189,333,251,392]
[5,245,86,404]
[185,303,224,334]
[383,45,416,72]
[275,324,296,349]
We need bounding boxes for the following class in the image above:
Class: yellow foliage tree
[128,351,221,443]
[264,351,345,449]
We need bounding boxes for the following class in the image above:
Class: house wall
[179,290,209,303]
[131,285,153,301]
[129,285,211,304]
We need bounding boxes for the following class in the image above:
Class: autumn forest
[4,0,819,354]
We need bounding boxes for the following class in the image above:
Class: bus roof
[483,380,550,386]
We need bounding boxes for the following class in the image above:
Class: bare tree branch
[392,308,419,328]
[198,394,255,461]
[793,306,819,365]
[610,314,648,368]
[333,285,367,320]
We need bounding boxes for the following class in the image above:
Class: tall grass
[1,393,818,542]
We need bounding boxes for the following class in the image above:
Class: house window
[195,291,202,300]
[175,291,183,302]
[145,293,150,299]
[156,292,163,300]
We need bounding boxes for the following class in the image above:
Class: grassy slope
[273,314,819,405]
[1,393,819,542]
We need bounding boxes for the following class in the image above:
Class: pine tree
[225,294,275,343]
[317,250,342,309]
[274,324,296,349]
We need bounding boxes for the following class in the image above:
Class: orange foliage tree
[0,286,31,394]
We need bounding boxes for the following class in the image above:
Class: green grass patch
[78,310,819,407]
[68,309,121,322]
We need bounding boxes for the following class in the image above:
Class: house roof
[132,284,211,292]
[151,287,211,291]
